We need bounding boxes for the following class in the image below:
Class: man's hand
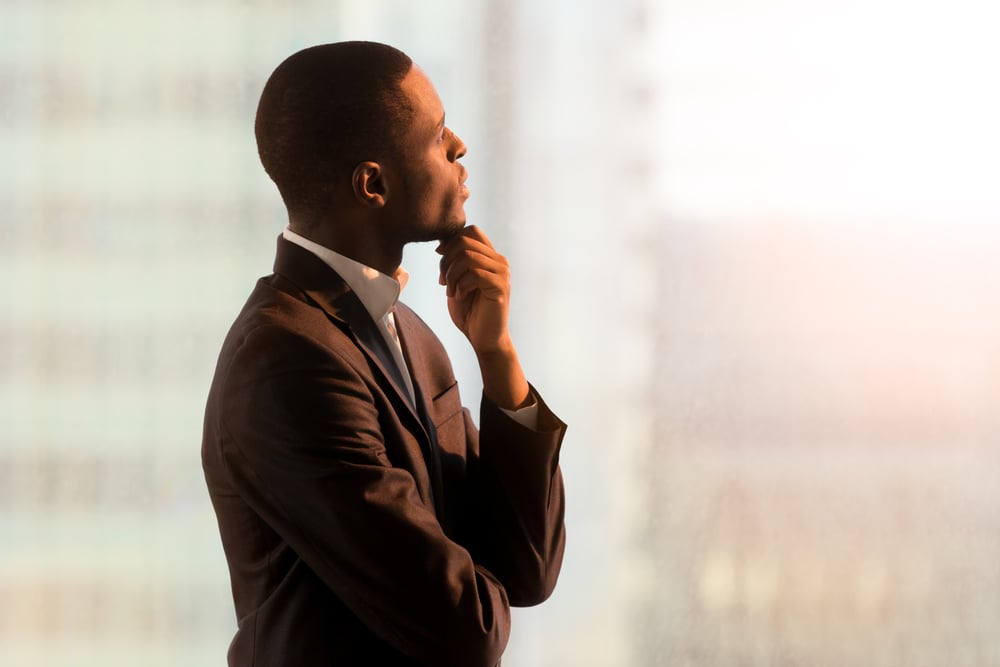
[436,226,530,410]
[436,226,511,353]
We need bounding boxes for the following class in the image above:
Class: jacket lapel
[271,237,424,429]
[271,237,444,516]
[393,306,447,519]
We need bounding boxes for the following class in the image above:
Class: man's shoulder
[216,275,355,363]
[228,274,320,328]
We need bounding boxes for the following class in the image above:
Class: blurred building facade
[3,0,1000,666]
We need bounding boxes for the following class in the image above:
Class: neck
[288,215,403,275]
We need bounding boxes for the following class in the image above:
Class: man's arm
[436,225,567,605]
[468,391,566,605]
[436,225,530,410]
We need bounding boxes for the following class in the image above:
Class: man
[202,41,566,666]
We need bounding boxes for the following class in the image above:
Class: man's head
[255,41,469,247]
[255,41,414,222]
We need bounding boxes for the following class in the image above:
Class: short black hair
[254,41,414,218]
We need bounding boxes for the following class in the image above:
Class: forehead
[399,65,444,127]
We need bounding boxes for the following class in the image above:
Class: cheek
[437,164,458,197]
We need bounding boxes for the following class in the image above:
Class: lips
[459,169,470,198]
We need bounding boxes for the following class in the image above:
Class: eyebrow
[437,114,445,130]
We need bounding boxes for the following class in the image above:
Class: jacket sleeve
[464,390,567,606]
[218,324,509,667]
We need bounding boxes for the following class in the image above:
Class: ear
[351,161,388,208]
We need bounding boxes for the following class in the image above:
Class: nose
[448,129,467,161]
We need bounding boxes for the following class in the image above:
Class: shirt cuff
[497,390,539,430]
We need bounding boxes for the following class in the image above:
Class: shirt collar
[282,225,408,322]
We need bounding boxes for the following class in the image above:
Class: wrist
[473,333,517,361]
[476,337,530,410]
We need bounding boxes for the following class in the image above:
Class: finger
[438,237,506,278]
[438,237,498,270]
[450,267,508,301]
[436,225,495,256]
[441,250,509,292]
[455,225,495,250]
[441,247,508,280]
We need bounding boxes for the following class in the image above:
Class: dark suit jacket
[202,238,566,666]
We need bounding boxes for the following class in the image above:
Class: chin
[436,218,467,240]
